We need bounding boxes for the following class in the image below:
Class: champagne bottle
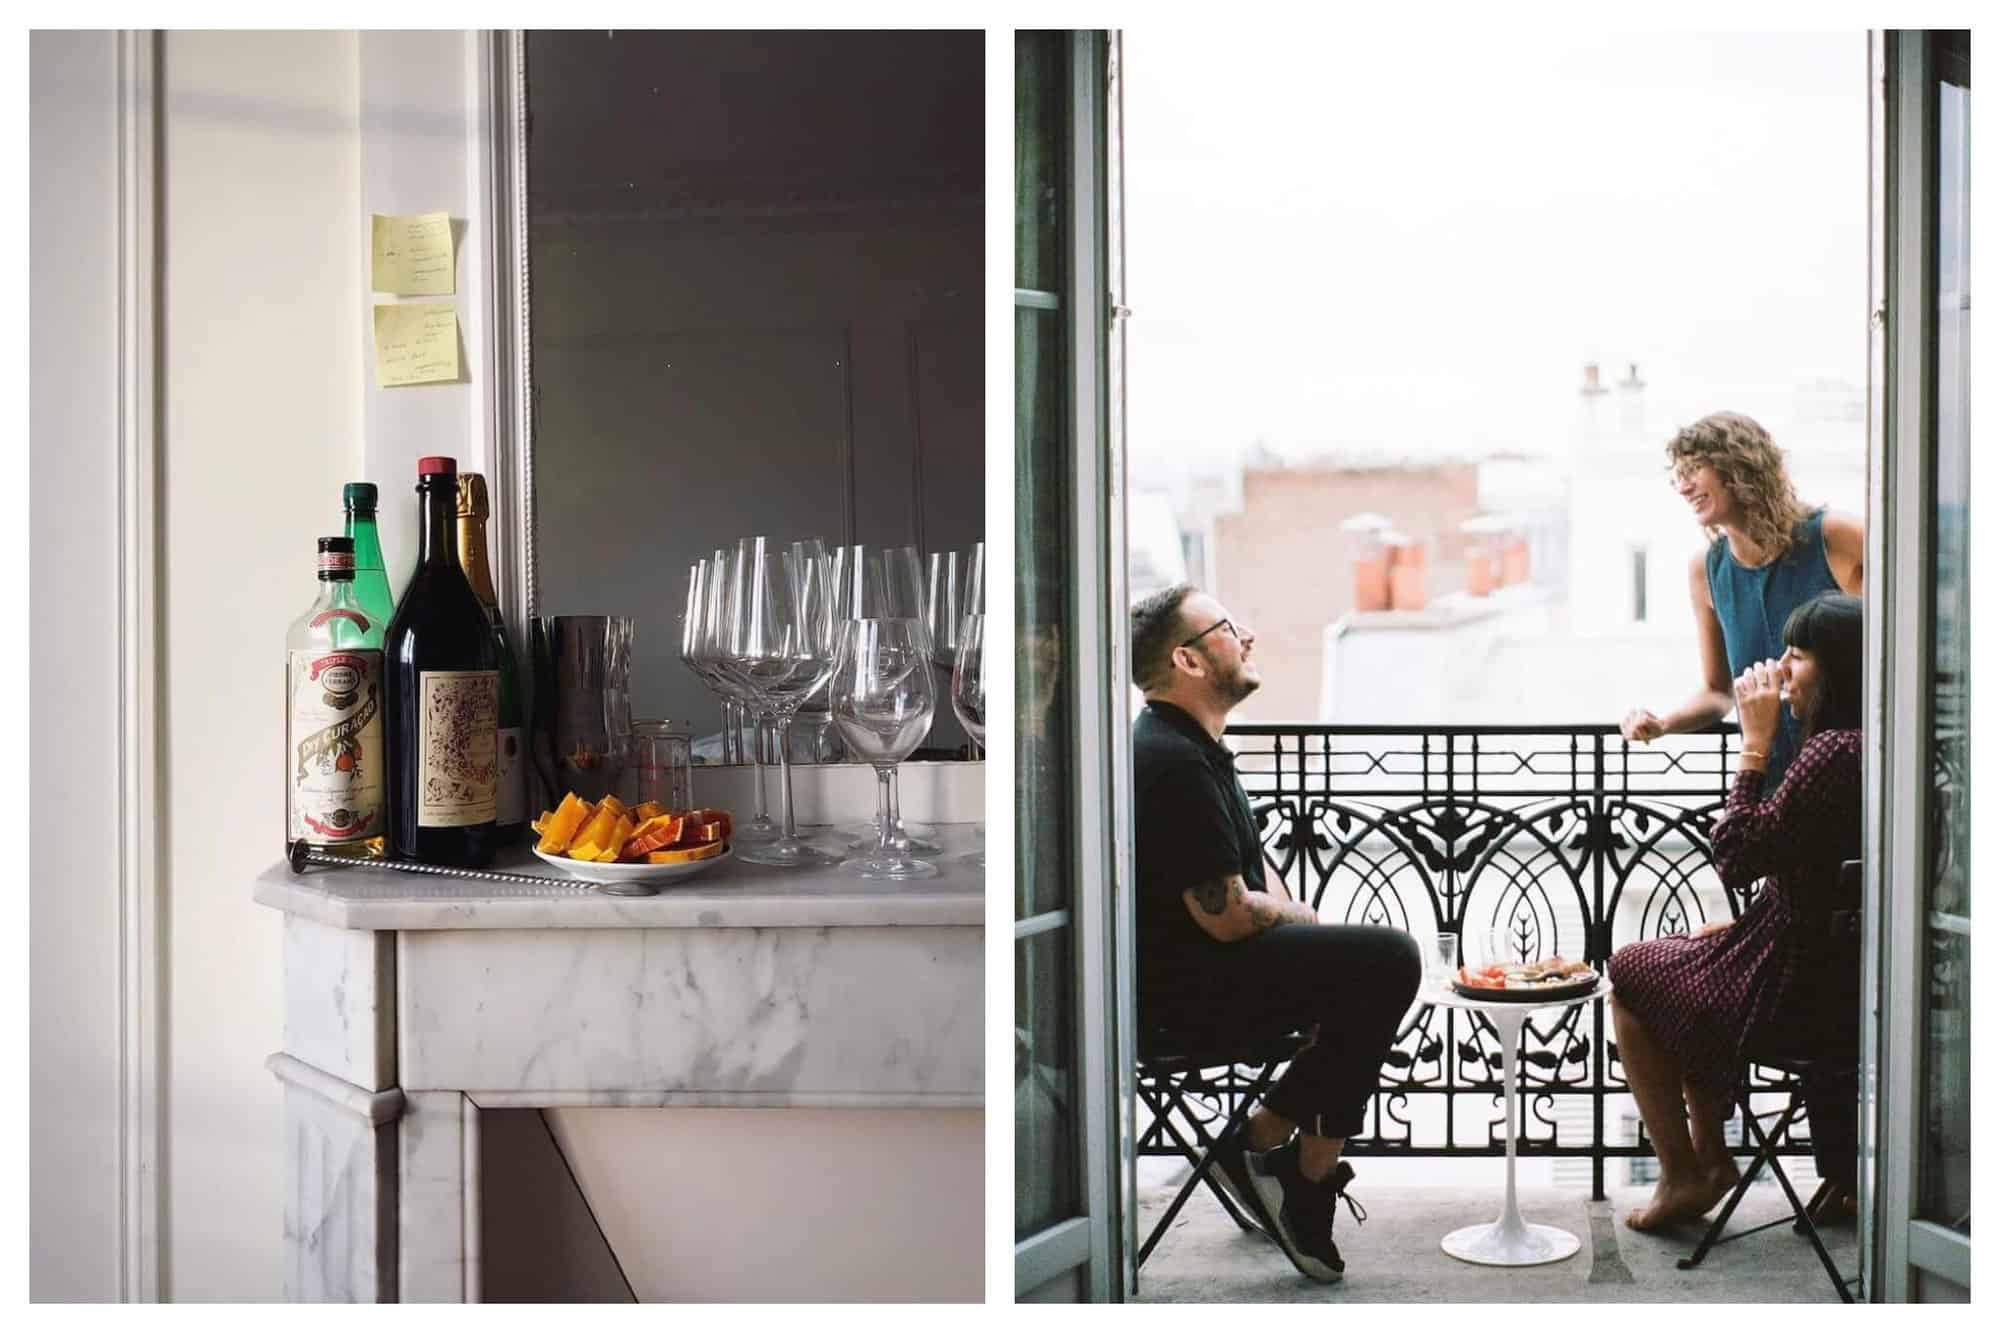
[382,456,500,867]
[285,537,386,858]
[342,482,397,629]
[457,471,527,845]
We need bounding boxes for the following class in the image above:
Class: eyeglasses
[1180,617,1240,649]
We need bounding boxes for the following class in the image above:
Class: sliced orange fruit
[535,793,593,855]
[620,815,686,860]
[645,841,727,864]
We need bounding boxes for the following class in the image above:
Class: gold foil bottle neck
[456,471,490,520]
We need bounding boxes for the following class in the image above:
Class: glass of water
[1432,930,1460,986]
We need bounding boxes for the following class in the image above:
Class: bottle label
[310,608,372,632]
[288,648,385,843]
[496,725,525,826]
[417,669,499,828]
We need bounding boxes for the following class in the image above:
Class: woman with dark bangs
[1608,592,1863,1232]
[1620,412,1864,792]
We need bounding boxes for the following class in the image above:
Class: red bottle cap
[417,455,456,477]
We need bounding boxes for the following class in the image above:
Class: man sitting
[1131,584,1422,1284]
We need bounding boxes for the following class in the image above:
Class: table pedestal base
[1440,1217,1580,1267]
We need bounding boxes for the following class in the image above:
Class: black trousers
[1146,924,1424,1139]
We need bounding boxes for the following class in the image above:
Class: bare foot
[1624,1166,1738,1232]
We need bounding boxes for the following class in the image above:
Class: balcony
[1133,723,1853,1299]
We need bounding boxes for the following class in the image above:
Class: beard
[1217,661,1261,705]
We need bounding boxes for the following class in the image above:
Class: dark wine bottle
[456,471,527,845]
[382,455,500,867]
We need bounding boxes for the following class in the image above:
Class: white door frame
[1866,27,1973,1302]
[116,28,166,1303]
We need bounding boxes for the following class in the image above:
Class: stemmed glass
[951,612,987,867]
[700,546,777,842]
[680,559,739,766]
[833,545,941,856]
[719,537,839,867]
[830,614,939,880]
[924,549,966,677]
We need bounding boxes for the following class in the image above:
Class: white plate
[531,844,732,893]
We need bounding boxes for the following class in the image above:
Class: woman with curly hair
[1609,592,1864,1231]
[1620,411,1863,790]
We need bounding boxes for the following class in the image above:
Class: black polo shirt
[1132,700,1269,1012]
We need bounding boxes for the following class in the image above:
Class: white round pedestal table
[1423,975,1614,1267]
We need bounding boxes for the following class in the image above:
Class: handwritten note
[371,212,455,296]
[373,303,460,388]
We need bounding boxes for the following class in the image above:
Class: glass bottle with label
[342,481,398,629]
[456,471,527,844]
[382,456,500,867]
[285,536,387,858]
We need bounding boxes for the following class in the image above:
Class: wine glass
[833,545,941,855]
[700,545,776,842]
[924,549,964,673]
[830,615,938,879]
[958,543,985,758]
[719,538,839,867]
[680,559,734,766]
[951,612,987,867]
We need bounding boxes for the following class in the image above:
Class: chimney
[1619,362,1646,391]
[1581,363,1608,396]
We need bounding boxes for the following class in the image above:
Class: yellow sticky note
[371,212,455,296]
[373,302,461,388]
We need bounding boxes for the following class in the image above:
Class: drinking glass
[951,613,987,866]
[831,616,938,879]
[700,545,777,843]
[719,538,839,867]
[833,545,941,855]
[1467,928,1513,973]
[957,543,985,759]
[924,549,965,673]
[680,560,734,766]
[1431,929,1461,986]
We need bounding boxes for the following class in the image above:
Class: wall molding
[115,26,164,1304]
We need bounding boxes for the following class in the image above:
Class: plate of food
[528,792,733,895]
[1451,957,1601,1003]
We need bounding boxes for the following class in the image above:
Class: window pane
[1017,303,1073,920]
[1015,929,1078,1238]
[1014,32,1066,292]
[1919,65,1971,1234]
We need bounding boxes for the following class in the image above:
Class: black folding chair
[1134,1028,1310,1272]
[1678,859,1863,1302]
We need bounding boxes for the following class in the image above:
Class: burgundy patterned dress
[1607,728,1863,1100]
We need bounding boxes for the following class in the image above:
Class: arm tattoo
[1189,874,1239,916]
[1247,889,1318,931]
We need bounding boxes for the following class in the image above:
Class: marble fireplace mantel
[256,801,983,1302]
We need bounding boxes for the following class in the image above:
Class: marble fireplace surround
[257,791,983,1302]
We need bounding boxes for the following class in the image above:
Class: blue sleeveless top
[1706,507,1842,792]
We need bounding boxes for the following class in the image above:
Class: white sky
[1123,29,1871,474]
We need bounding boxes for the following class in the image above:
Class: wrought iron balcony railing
[1146,722,1824,1200]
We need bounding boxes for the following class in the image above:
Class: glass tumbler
[632,719,693,813]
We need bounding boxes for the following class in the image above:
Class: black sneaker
[1249,1143,1354,1283]
[1211,1129,1277,1235]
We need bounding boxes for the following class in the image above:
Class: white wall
[159,29,364,1300]
[30,28,127,1302]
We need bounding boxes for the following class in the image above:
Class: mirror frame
[475,29,537,645]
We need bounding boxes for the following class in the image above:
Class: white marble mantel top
[255,824,985,932]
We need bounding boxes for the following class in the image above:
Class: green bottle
[343,482,398,630]
[457,472,527,844]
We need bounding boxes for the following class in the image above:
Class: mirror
[518,30,985,760]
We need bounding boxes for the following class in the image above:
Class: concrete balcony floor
[1135,1163,1860,1303]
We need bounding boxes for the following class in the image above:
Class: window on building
[1630,545,1648,623]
